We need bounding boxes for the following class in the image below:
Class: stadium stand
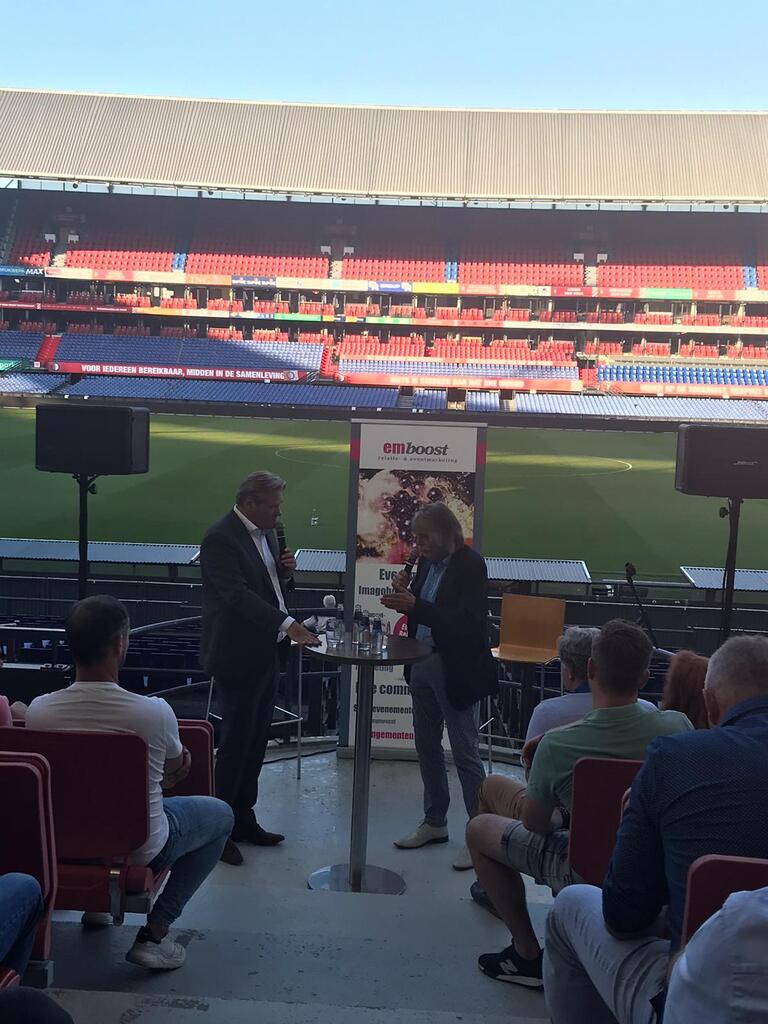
[515,392,768,421]
[412,389,447,410]
[339,358,578,378]
[465,390,501,412]
[52,333,324,371]
[598,364,768,386]
[62,377,400,407]
[0,372,65,394]
[0,330,44,361]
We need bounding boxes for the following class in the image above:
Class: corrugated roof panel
[3,89,768,201]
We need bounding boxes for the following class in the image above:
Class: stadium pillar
[74,474,98,600]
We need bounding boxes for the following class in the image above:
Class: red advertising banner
[50,361,305,381]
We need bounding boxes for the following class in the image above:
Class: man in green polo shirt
[466,619,692,989]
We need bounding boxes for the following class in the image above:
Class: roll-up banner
[343,419,486,754]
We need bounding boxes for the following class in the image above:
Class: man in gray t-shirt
[526,626,657,740]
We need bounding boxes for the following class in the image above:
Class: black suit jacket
[199,510,290,680]
[406,545,498,711]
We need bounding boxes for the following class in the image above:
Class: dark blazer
[406,545,498,711]
[199,510,290,680]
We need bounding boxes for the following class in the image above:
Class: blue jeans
[148,797,234,930]
[409,653,485,827]
[0,874,43,975]
[544,884,669,1024]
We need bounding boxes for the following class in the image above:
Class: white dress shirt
[233,505,294,638]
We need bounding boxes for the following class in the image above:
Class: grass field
[3,406,767,577]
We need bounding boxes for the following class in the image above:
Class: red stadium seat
[568,757,643,886]
[682,855,768,943]
[0,754,57,985]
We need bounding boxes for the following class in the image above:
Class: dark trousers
[214,657,278,826]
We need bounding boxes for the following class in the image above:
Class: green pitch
[2,406,766,578]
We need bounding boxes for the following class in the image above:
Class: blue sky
[3,0,768,110]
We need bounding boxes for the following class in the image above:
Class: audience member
[664,886,768,1024]
[526,627,600,739]
[471,625,658,913]
[0,694,11,728]
[26,596,234,971]
[661,649,709,729]
[0,871,72,1021]
[0,988,74,1023]
[0,873,44,978]
[467,619,693,988]
[543,634,768,1022]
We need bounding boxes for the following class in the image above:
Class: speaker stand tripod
[73,474,99,600]
[719,496,743,645]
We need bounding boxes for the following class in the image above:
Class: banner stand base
[308,864,406,895]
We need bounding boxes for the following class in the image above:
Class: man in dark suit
[200,471,319,865]
[381,501,497,871]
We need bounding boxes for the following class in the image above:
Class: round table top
[302,634,432,667]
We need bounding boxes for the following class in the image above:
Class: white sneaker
[394,822,449,849]
[81,912,113,927]
[126,931,186,970]
[452,845,474,871]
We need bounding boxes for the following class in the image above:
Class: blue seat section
[743,265,757,287]
[171,251,187,271]
[0,331,44,360]
[515,393,768,421]
[0,372,66,394]
[412,389,447,410]
[466,390,501,412]
[62,377,399,408]
[54,334,323,371]
[597,364,768,386]
[339,359,577,379]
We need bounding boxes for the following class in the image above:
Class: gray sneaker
[126,927,186,970]
[394,822,449,848]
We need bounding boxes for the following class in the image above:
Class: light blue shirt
[415,556,450,646]
[665,886,768,1023]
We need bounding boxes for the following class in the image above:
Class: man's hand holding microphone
[380,549,418,614]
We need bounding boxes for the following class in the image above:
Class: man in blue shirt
[543,634,768,1024]
[381,501,496,871]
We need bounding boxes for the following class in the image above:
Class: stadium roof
[3,88,768,203]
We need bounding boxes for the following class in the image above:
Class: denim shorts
[501,820,575,894]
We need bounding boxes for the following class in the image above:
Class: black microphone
[276,521,288,560]
[275,521,294,590]
[403,547,419,578]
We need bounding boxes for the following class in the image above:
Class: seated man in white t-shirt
[26,595,234,971]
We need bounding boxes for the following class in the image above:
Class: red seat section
[458,245,582,286]
[0,754,57,985]
[0,728,162,922]
[598,245,745,289]
[682,855,768,943]
[568,757,643,887]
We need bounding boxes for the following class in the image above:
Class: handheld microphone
[403,547,419,578]
[276,521,288,560]
[275,521,294,591]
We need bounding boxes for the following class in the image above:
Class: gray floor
[48,753,553,1023]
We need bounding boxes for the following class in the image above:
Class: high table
[303,634,431,895]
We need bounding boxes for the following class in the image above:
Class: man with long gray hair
[200,471,319,865]
[381,501,497,871]
[544,634,768,1022]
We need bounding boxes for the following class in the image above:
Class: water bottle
[358,609,371,652]
[381,619,391,651]
[371,614,383,655]
[352,603,363,646]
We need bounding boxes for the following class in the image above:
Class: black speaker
[35,404,150,475]
[675,423,768,498]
